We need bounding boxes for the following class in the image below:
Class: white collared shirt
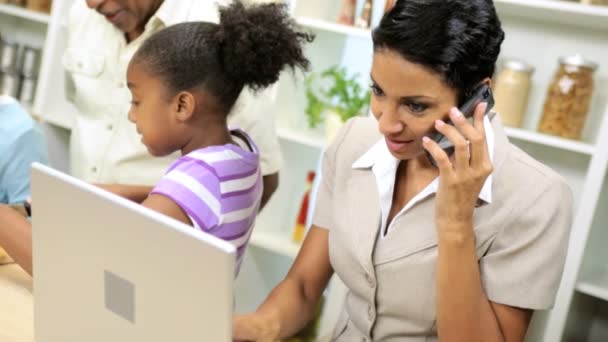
[352,115,495,238]
[64,0,282,185]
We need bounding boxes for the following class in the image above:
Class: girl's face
[126,62,187,157]
[370,49,459,161]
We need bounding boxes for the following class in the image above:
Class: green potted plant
[305,66,371,144]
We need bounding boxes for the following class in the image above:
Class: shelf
[249,230,301,259]
[495,0,608,31]
[296,16,371,39]
[577,272,608,302]
[38,107,74,130]
[504,127,596,155]
[0,3,50,24]
[277,126,325,149]
[295,1,608,35]
[278,123,595,155]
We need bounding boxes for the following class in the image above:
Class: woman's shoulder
[506,144,567,185]
[326,116,382,166]
[495,143,572,207]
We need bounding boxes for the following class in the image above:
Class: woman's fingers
[423,136,454,176]
[434,113,469,170]
[450,103,490,168]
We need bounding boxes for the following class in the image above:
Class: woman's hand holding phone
[422,102,493,238]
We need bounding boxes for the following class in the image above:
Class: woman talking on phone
[234,0,573,341]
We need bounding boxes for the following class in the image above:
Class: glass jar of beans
[493,59,534,128]
[538,55,598,140]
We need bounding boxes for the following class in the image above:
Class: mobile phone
[426,84,495,167]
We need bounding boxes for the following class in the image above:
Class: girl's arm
[95,184,154,203]
[139,193,192,225]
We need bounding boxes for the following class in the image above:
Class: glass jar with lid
[580,0,608,6]
[538,55,598,140]
[492,59,534,128]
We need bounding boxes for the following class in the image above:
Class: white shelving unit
[494,0,608,31]
[0,3,50,24]
[577,273,608,303]
[277,126,325,149]
[296,16,371,39]
[249,231,300,259]
[9,0,608,340]
[0,2,70,172]
[277,124,599,156]
[504,127,596,155]
[0,4,48,50]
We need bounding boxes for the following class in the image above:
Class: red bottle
[293,171,316,243]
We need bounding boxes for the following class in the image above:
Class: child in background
[0,0,311,276]
[0,96,48,207]
[125,0,312,274]
[0,96,47,264]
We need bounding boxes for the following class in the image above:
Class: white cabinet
[0,1,71,173]
[0,3,48,46]
[4,0,608,340]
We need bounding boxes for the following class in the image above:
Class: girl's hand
[233,313,280,342]
[422,102,492,238]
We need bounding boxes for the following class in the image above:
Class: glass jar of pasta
[538,55,598,140]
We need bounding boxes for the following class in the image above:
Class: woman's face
[370,49,458,161]
[126,62,186,157]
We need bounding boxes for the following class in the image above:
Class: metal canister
[0,71,21,98]
[0,41,19,72]
[19,76,37,106]
[21,46,41,77]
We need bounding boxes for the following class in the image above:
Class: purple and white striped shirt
[151,129,262,275]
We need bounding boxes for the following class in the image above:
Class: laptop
[30,163,235,341]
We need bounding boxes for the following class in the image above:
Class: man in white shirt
[65,0,282,206]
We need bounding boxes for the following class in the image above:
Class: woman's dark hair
[132,0,313,114]
[373,0,505,104]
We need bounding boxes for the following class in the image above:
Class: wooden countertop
[0,263,34,342]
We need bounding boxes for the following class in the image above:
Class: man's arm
[0,205,32,275]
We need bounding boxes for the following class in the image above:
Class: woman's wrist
[233,309,281,341]
[259,308,281,337]
[436,219,475,246]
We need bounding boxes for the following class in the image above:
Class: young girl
[124,0,311,273]
[0,0,312,276]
